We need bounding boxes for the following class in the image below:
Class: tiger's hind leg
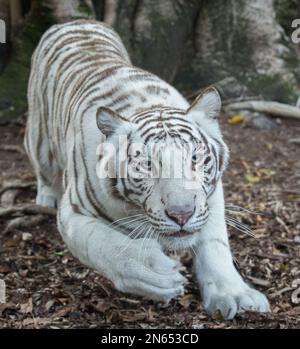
[36,175,60,208]
[24,122,62,209]
[31,155,62,209]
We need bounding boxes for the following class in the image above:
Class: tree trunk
[112,0,200,83]
[48,0,95,23]
[0,0,10,72]
[188,0,300,102]
[99,0,300,103]
[9,0,23,35]
[97,0,300,103]
[0,0,299,120]
[0,0,95,121]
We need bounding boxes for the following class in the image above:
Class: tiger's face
[96,87,229,250]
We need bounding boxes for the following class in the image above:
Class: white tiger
[24,20,270,319]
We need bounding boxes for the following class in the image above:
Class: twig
[0,145,25,154]
[247,276,270,287]
[225,100,300,120]
[251,252,290,260]
[103,0,118,26]
[0,182,36,196]
[288,138,300,145]
[222,96,263,106]
[269,287,294,298]
[1,189,21,207]
[0,204,56,218]
[5,215,46,233]
[276,217,291,235]
[283,190,300,196]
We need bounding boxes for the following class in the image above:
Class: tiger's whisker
[225,204,262,216]
[225,217,257,239]
[108,214,145,227]
[226,215,256,235]
[115,221,148,257]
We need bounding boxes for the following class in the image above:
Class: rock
[250,114,278,130]
[22,232,33,241]
[294,236,300,244]
[242,111,278,130]
[216,77,250,100]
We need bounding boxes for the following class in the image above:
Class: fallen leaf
[279,265,289,272]
[45,300,55,312]
[179,294,196,309]
[20,298,33,314]
[247,276,270,287]
[291,288,300,304]
[22,317,51,327]
[22,232,33,241]
[0,265,11,273]
[245,174,260,184]
[258,168,276,179]
[51,305,75,318]
[0,302,18,314]
[228,114,245,125]
[256,215,263,224]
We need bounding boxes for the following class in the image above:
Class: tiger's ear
[96,107,129,137]
[187,87,221,121]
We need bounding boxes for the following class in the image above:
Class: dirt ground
[0,114,299,329]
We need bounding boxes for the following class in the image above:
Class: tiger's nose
[165,207,194,227]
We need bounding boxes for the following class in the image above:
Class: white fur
[193,181,270,319]
[25,21,270,320]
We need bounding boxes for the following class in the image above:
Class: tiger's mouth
[166,230,194,238]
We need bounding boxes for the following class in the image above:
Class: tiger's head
[96,87,229,250]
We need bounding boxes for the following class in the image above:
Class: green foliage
[77,0,95,18]
[274,0,299,36]
[91,0,105,21]
[244,73,299,104]
[0,6,54,120]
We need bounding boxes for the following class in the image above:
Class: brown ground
[0,115,299,329]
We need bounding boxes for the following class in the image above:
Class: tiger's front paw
[111,239,186,303]
[203,284,270,320]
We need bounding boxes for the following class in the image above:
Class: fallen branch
[1,189,21,207]
[103,0,117,26]
[0,182,36,196]
[0,204,56,218]
[289,138,300,145]
[250,252,290,260]
[5,215,46,233]
[247,276,270,287]
[0,145,25,154]
[225,100,300,120]
[222,96,263,106]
